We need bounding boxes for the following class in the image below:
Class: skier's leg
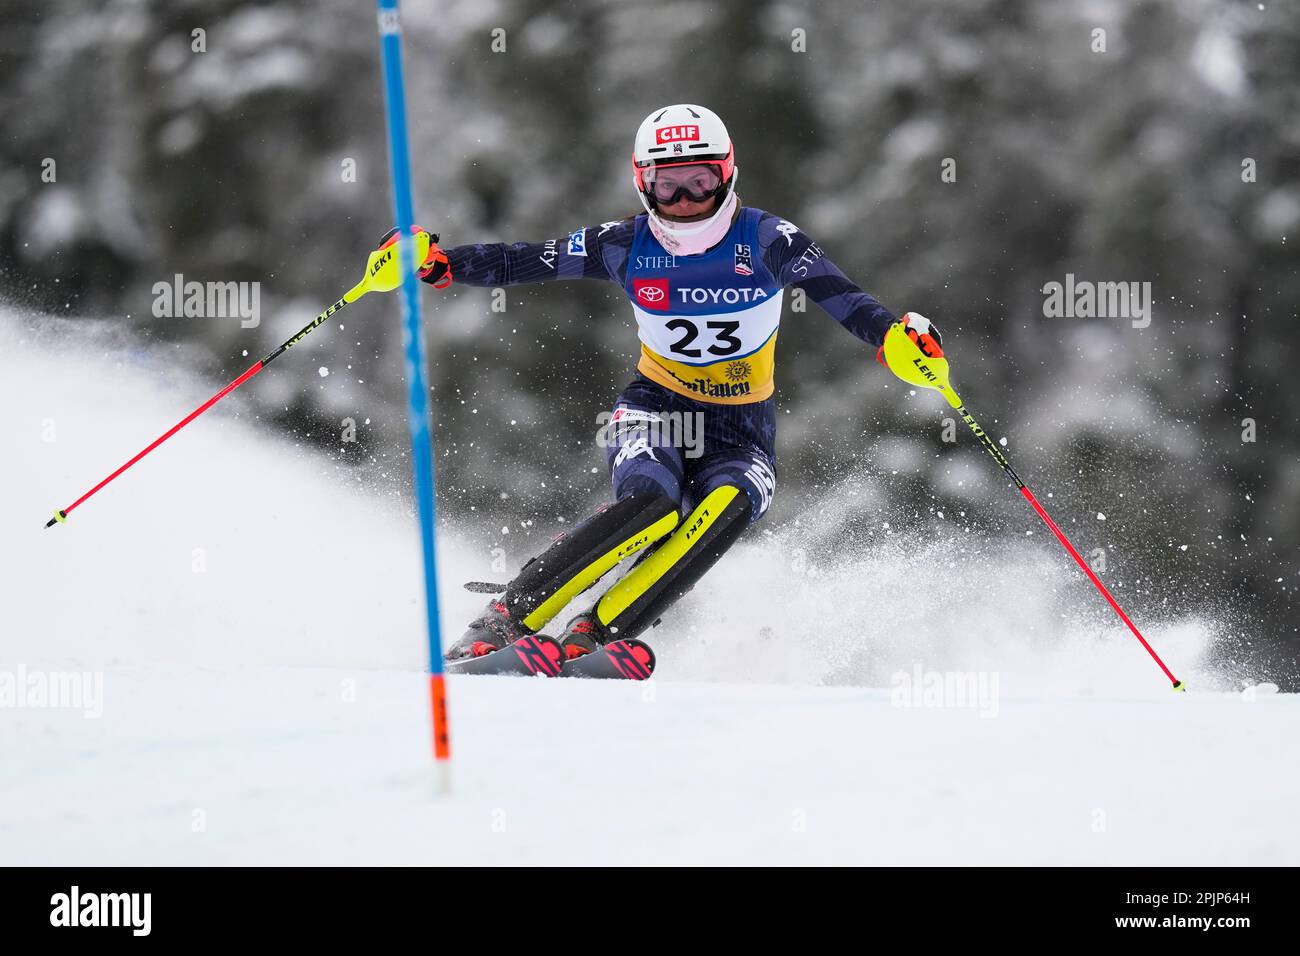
[447,383,687,659]
[561,448,777,652]
[447,490,681,659]
[447,492,680,659]
[505,490,681,630]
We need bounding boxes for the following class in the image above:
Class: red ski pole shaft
[45,292,353,529]
[877,322,1183,689]
[952,402,1184,690]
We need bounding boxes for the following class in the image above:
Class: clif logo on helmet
[655,125,700,144]
[633,105,739,256]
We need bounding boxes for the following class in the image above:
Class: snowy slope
[1,311,1295,866]
[7,667,1298,866]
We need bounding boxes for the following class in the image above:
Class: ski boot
[556,611,610,662]
[445,600,533,660]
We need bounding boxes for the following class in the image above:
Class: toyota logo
[638,286,665,303]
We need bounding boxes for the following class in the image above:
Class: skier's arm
[758,213,902,349]
[426,221,634,288]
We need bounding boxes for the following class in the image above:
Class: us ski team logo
[734,243,753,276]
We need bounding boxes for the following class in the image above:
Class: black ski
[561,639,656,680]
[445,634,564,677]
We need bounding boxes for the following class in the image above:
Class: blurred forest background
[2,0,1296,673]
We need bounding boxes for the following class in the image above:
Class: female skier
[398,103,944,663]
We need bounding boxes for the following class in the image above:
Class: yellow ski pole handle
[879,322,963,408]
[260,230,430,365]
[878,321,1185,691]
[358,229,432,294]
[44,231,432,529]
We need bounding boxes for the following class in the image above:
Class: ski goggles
[642,162,724,205]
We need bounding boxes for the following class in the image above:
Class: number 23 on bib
[625,207,783,404]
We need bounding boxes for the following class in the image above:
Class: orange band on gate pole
[429,673,451,762]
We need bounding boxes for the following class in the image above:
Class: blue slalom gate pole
[376,0,451,779]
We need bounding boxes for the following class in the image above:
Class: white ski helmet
[632,104,737,212]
